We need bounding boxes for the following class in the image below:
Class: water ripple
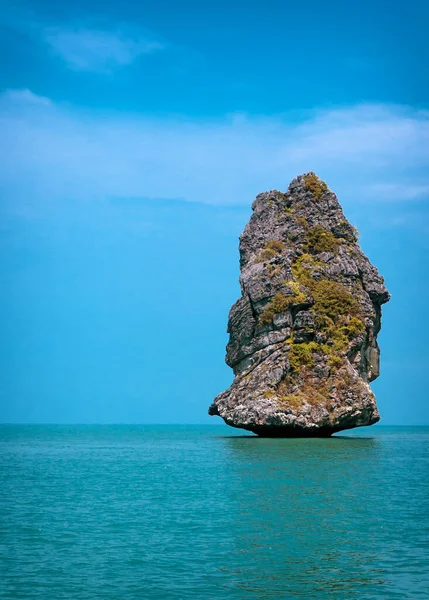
[1,425,428,599]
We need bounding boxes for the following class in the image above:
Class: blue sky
[0,0,428,424]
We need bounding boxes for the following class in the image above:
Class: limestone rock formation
[209,173,390,436]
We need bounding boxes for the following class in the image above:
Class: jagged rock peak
[209,172,390,437]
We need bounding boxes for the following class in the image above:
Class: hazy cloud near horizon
[1,89,429,221]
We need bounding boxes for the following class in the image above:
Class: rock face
[209,173,390,436]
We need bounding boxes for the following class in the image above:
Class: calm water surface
[1,425,428,599]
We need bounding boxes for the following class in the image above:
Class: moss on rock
[256,239,285,262]
[305,225,341,254]
[304,173,328,200]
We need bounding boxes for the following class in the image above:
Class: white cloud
[1,88,53,106]
[0,6,166,72]
[366,183,429,201]
[44,27,165,72]
[0,90,428,218]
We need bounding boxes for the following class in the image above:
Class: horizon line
[1,422,428,427]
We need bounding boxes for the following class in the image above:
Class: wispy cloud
[366,183,429,201]
[0,6,166,73]
[43,27,165,72]
[1,88,53,107]
[0,89,428,221]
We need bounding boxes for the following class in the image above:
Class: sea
[1,425,428,600]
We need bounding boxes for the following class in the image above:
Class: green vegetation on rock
[288,340,321,371]
[305,225,341,254]
[259,292,292,324]
[291,254,322,286]
[304,173,328,200]
[285,257,366,377]
[256,239,284,262]
[259,281,308,324]
[311,279,360,320]
[266,264,281,278]
[295,216,308,228]
[284,280,307,304]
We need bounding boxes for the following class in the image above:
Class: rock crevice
[209,173,390,436]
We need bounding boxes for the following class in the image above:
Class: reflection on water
[222,436,429,599]
[218,435,408,599]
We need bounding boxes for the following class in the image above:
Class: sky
[0,0,428,425]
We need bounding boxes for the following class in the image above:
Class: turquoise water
[1,425,428,599]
